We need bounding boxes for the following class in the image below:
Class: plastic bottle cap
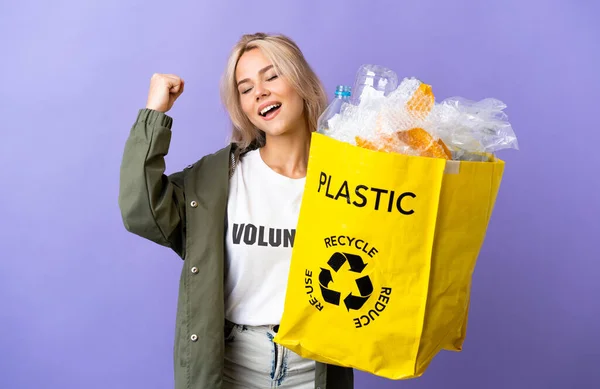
[335,85,352,97]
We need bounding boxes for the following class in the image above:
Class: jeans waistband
[225,318,279,333]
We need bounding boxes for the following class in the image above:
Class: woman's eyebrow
[236,65,275,87]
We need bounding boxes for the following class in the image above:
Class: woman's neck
[259,128,311,179]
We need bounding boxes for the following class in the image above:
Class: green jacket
[118,109,354,389]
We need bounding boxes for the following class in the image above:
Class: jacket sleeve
[118,108,186,258]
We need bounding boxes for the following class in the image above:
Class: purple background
[2,0,599,388]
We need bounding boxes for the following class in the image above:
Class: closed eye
[239,74,277,94]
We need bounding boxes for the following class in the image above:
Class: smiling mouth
[259,103,282,117]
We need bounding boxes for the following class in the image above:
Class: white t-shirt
[224,149,305,326]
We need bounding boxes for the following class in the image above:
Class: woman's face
[235,48,306,138]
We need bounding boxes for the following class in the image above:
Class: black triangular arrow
[346,254,368,273]
[319,268,340,305]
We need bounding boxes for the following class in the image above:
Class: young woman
[119,33,354,389]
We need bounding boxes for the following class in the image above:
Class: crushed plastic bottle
[317,85,352,134]
[351,64,399,105]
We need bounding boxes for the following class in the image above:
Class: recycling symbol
[319,252,373,311]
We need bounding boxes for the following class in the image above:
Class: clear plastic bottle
[317,85,352,134]
[351,64,398,105]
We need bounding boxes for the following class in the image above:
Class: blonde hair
[220,32,328,150]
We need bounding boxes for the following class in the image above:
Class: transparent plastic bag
[322,66,518,161]
[428,97,519,159]
[355,78,452,159]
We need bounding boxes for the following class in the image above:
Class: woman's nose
[254,83,270,101]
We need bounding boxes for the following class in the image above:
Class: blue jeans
[223,320,316,388]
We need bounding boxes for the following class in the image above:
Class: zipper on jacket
[229,152,237,178]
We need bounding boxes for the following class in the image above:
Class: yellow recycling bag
[274,133,504,379]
